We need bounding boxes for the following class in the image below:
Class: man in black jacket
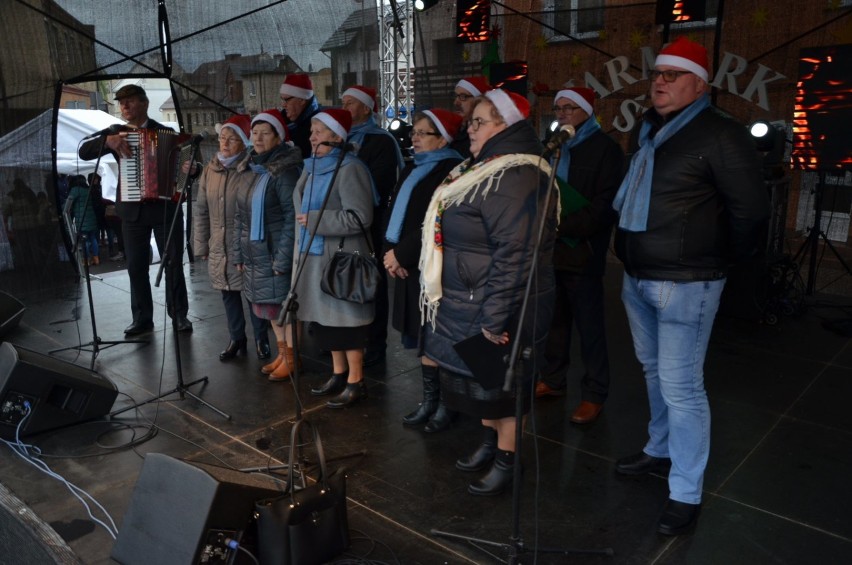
[78,84,192,335]
[279,73,321,158]
[537,87,624,427]
[612,37,768,536]
[342,85,404,367]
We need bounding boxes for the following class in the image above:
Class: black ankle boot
[468,450,515,496]
[456,427,498,472]
[219,338,247,361]
[402,365,440,426]
[311,372,348,396]
[423,401,456,433]
[327,381,368,409]
[255,339,271,360]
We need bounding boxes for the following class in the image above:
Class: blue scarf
[298,149,376,255]
[217,152,241,169]
[347,116,405,174]
[553,117,601,182]
[613,94,711,232]
[385,147,462,244]
[248,162,270,241]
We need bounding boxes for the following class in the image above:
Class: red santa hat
[217,114,252,146]
[422,109,464,143]
[555,87,595,116]
[252,109,289,141]
[455,76,491,97]
[655,36,709,82]
[341,85,377,112]
[485,89,531,127]
[314,109,353,140]
[279,73,314,99]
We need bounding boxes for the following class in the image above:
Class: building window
[545,0,605,42]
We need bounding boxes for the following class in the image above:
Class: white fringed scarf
[419,153,553,327]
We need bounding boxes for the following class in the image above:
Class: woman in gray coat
[293,109,376,408]
[194,114,269,361]
[231,109,302,381]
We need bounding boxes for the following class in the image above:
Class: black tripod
[431,148,612,563]
[111,139,229,420]
[51,138,146,370]
[793,171,852,296]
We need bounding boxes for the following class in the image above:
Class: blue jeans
[621,273,726,505]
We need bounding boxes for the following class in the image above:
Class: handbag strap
[286,420,330,500]
[336,210,374,256]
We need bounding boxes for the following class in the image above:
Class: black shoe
[326,381,368,409]
[363,348,386,368]
[311,372,348,396]
[615,452,672,476]
[402,400,438,426]
[256,340,271,360]
[124,322,154,336]
[468,451,515,496]
[219,338,247,361]
[657,499,701,536]
[175,317,193,332]
[456,428,498,472]
[423,402,456,433]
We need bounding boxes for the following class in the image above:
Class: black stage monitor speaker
[0,291,26,339]
[111,453,287,565]
[0,342,117,440]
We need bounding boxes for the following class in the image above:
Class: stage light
[749,120,776,152]
[388,118,413,154]
[414,0,439,12]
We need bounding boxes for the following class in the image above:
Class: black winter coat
[554,126,624,276]
[614,106,768,281]
[423,121,558,377]
[383,156,462,340]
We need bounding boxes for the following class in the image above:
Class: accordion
[119,128,193,202]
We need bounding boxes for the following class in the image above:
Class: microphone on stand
[320,140,356,152]
[542,124,576,159]
[177,131,208,149]
[81,123,125,141]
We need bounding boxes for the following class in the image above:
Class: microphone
[177,131,207,149]
[81,123,124,141]
[542,124,576,158]
[320,140,355,152]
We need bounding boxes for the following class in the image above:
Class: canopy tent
[0,109,125,201]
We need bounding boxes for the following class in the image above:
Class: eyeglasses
[218,136,241,144]
[553,104,581,113]
[280,96,295,103]
[649,70,692,83]
[454,92,473,102]
[409,130,441,139]
[469,117,500,131]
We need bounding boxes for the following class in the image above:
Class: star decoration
[462,49,470,62]
[598,29,608,41]
[534,35,549,51]
[629,30,646,50]
[752,7,769,27]
[569,54,582,67]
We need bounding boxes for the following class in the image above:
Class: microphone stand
[51,133,147,370]
[240,144,366,474]
[431,146,612,562]
[111,137,230,420]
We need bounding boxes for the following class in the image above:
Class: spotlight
[749,120,776,152]
[414,0,439,12]
[388,118,413,154]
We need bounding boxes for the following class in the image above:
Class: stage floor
[1,258,851,564]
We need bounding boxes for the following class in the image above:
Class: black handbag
[254,421,350,565]
[320,211,381,304]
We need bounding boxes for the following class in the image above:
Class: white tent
[0,109,125,201]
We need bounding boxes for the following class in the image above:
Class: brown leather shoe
[535,381,565,398]
[570,401,603,424]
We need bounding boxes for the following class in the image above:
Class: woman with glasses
[195,115,272,362]
[420,89,557,495]
[383,109,464,433]
[231,109,303,381]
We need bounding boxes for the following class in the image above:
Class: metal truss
[377,0,414,127]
